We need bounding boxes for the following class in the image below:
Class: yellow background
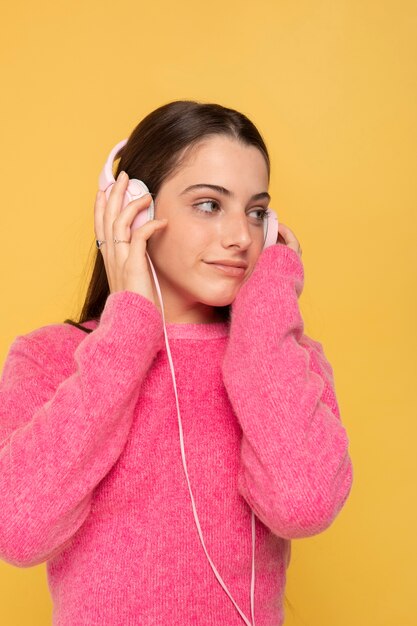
[1,1,416,624]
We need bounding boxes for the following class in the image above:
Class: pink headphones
[98,139,279,248]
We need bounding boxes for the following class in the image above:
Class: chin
[201,295,236,308]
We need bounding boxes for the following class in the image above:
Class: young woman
[0,100,353,626]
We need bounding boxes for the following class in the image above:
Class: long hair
[64,99,270,330]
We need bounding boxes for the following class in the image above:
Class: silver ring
[96,239,106,249]
[113,238,130,244]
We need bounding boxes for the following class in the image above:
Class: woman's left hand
[276,223,303,258]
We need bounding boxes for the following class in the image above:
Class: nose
[220,211,253,250]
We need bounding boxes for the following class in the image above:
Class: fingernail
[117,171,126,181]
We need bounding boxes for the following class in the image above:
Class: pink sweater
[0,244,353,626]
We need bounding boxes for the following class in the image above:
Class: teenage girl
[0,100,353,626]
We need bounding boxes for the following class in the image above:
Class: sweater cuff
[100,290,163,324]
[96,290,165,352]
[233,243,304,306]
[259,243,304,281]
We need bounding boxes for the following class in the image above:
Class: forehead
[170,135,269,187]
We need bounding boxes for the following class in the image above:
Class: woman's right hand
[94,170,168,305]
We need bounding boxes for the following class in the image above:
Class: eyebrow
[180,183,271,203]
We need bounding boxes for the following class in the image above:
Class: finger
[112,193,155,256]
[278,223,299,247]
[126,219,168,265]
[103,172,130,252]
[113,218,168,266]
[277,223,288,241]
[105,172,130,227]
[107,170,129,208]
[113,192,154,229]
[277,229,287,244]
[279,223,295,237]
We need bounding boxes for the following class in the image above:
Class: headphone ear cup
[99,139,156,235]
[262,209,279,249]
[99,139,155,234]
[126,179,155,232]
[102,178,155,233]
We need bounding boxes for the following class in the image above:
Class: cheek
[170,226,210,259]
[148,218,212,270]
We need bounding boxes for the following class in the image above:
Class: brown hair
[64,99,270,332]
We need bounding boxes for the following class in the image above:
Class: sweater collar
[81,318,230,339]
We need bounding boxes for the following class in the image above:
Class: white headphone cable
[146,251,256,626]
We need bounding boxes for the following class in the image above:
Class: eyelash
[192,199,269,222]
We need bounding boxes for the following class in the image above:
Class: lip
[205,259,248,269]
[205,262,246,277]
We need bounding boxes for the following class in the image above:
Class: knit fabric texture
[0,243,353,625]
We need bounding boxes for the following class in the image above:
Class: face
[146,134,271,324]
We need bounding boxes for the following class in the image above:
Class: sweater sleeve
[0,290,164,568]
[221,244,353,540]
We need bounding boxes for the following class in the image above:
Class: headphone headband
[98,138,128,192]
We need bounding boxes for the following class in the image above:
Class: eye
[192,200,269,223]
[193,200,220,213]
[250,208,269,222]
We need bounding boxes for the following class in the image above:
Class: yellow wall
[1,1,415,624]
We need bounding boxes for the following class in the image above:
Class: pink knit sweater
[0,244,353,626]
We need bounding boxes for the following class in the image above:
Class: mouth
[204,262,246,277]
